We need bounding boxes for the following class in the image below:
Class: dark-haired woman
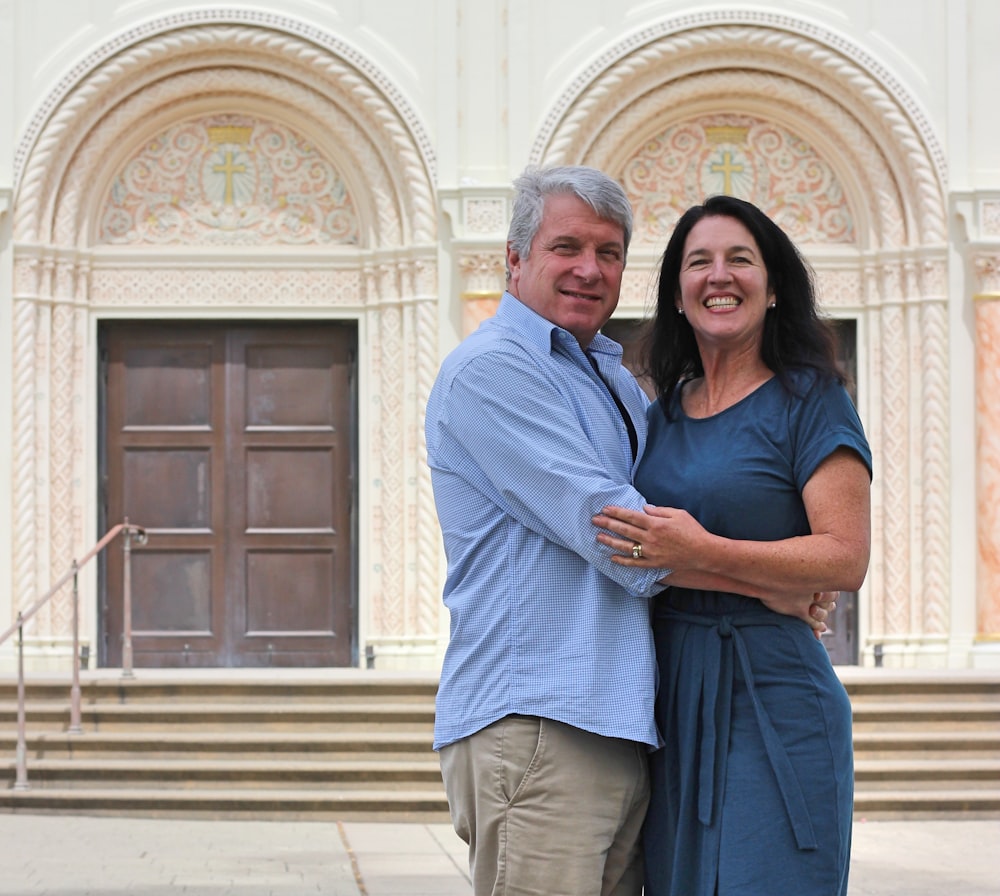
[593,196,871,895]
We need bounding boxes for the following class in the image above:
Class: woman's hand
[594,503,840,639]
[592,504,709,570]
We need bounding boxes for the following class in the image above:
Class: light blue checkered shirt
[426,293,666,750]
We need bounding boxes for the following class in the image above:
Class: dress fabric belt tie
[662,609,818,851]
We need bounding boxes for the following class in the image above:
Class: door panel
[223,327,355,665]
[101,322,357,667]
[104,327,226,664]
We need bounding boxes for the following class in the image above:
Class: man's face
[507,193,626,348]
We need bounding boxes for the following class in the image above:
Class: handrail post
[68,560,82,735]
[14,614,29,790]
[1,519,147,788]
[121,518,135,679]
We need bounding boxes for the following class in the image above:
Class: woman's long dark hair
[643,195,842,411]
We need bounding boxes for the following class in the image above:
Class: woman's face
[675,214,774,353]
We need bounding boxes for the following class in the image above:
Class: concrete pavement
[0,814,997,895]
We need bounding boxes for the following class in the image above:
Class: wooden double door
[99,322,357,668]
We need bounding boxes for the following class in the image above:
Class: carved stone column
[451,192,507,337]
[458,251,504,336]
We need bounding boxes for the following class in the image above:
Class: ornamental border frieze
[89,267,364,307]
[814,268,864,309]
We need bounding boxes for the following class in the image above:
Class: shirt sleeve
[429,347,666,596]
[791,374,873,491]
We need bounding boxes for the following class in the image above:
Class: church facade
[1,0,998,672]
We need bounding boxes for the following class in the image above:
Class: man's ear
[506,243,521,289]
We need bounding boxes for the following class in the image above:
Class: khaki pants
[440,715,649,896]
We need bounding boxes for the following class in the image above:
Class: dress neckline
[676,374,777,421]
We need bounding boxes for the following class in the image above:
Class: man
[426,165,661,895]
[425,166,827,896]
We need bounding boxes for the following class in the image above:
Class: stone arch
[14,16,436,246]
[533,13,945,244]
[533,12,950,662]
[9,13,441,664]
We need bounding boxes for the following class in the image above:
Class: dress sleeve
[790,374,873,492]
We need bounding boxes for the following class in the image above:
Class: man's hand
[762,591,838,640]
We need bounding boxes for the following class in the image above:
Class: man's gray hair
[507,165,633,265]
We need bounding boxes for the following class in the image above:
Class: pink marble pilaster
[976,295,1000,638]
[461,292,501,338]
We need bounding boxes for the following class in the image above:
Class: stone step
[838,669,1000,699]
[0,701,435,733]
[13,729,995,761]
[0,729,435,759]
[850,701,1000,726]
[0,674,439,703]
[852,788,1000,819]
[1,757,444,788]
[0,785,452,821]
[10,756,996,792]
[4,783,998,822]
[852,730,1000,759]
[854,758,1000,788]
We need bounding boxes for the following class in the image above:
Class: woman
[593,195,871,895]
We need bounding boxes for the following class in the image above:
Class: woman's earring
[768,302,776,309]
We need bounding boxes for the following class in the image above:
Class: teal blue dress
[636,369,871,896]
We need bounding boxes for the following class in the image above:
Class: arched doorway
[10,13,441,668]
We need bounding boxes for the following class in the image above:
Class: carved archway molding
[533,13,951,664]
[12,8,436,203]
[533,12,945,243]
[9,14,442,667]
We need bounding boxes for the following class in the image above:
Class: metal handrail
[0,519,147,790]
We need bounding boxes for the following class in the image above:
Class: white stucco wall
[0,0,997,672]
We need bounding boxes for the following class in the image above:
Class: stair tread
[0,701,435,712]
[4,757,438,770]
[854,758,1000,769]
[1,786,446,801]
[7,785,999,802]
[6,730,433,742]
[852,699,1000,706]
[854,788,1000,800]
[853,730,1000,741]
[11,755,997,768]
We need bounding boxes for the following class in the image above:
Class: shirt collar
[496,291,624,363]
